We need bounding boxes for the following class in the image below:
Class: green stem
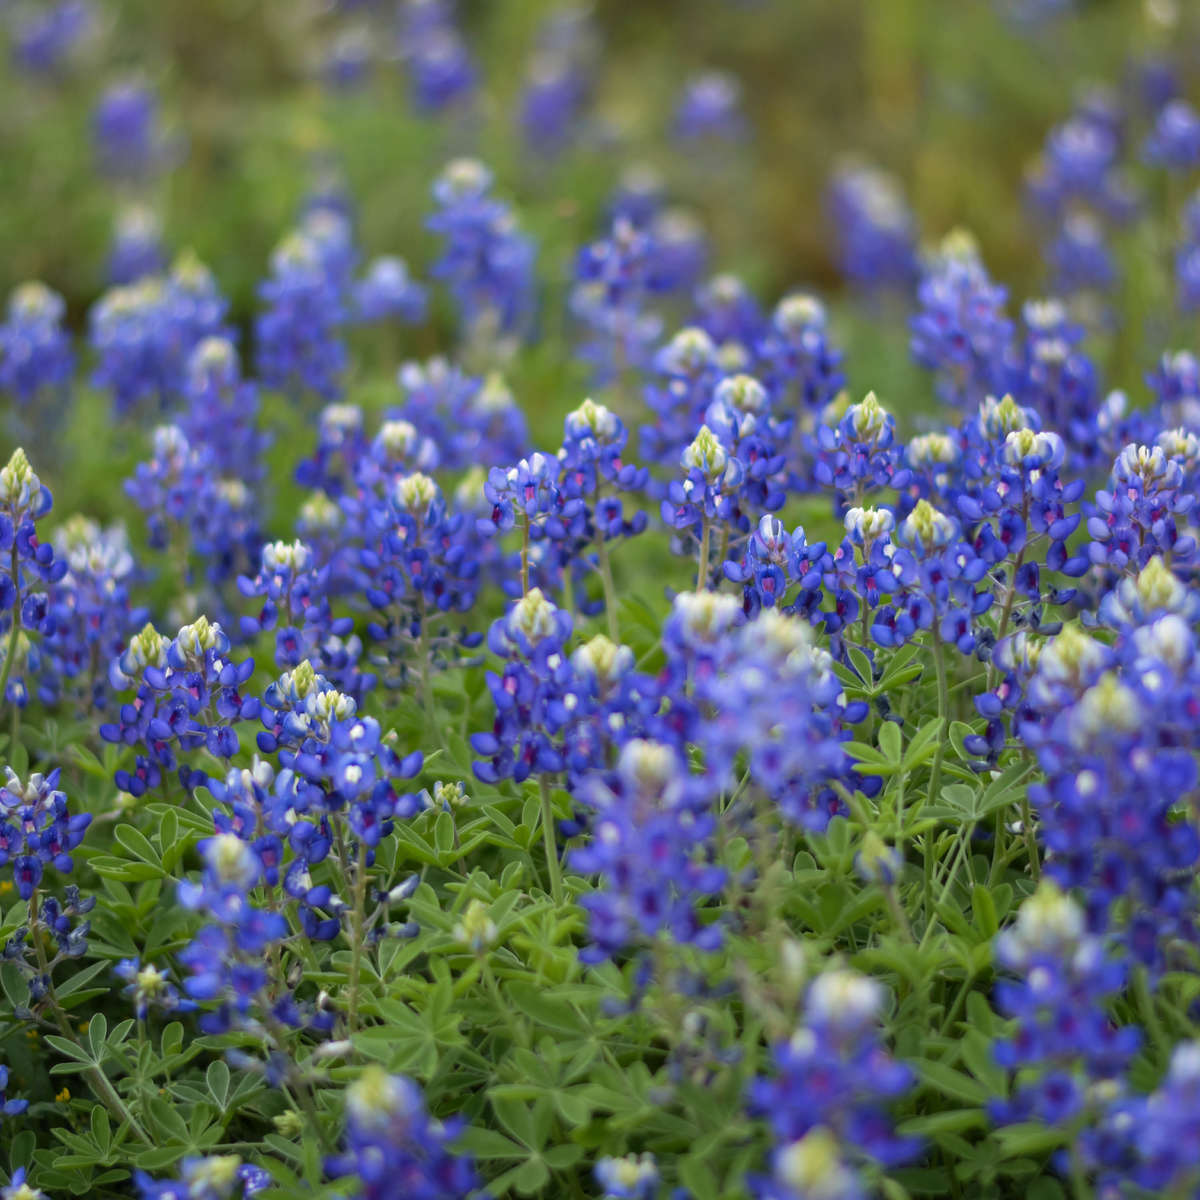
[29,893,151,1144]
[520,517,530,597]
[923,630,951,921]
[538,775,564,906]
[1021,794,1040,881]
[696,518,712,590]
[347,840,368,1035]
[596,534,619,643]
[883,885,915,943]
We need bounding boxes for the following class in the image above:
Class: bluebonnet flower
[954,411,1086,617]
[724,514,827,617]
[691,272,765,360]
[884,498,992,654]
[114,957,191,1020]
[571,218,663,381]
[181,338,269,484]
[101,616,259,795]
[1130,50,1177,113]
[1174,187,1200,313]
[1085,442,1196,575]
[1046,213,1115,296]
[326,1066,482,1199]
[815,506,903,647]
[0,449,68,707]
[10,1,92,76]
[90,254,231,416]
[124,424,262,600]
[661,425,746,585]
[697,609,867,829]
[1019,606,1200,963]
[295,403,368,499]
[1146,348,1200,429]
[238,539,366,694]
[471,588,575,783]
[607,163,666,230]
[27,515,145,711]
[427,159,536,350]
[520,51,589,157]
[256,665,423,855]
[0,768,91,901]
[547,398,647,619]
[826,160,918,293]
[203,748,337,943]
[812,390,911,511]
[595,1153,659,1199]
[1144,98,1200,169]
[0,282,73,408]
[748,969,918,1199]
[134,1155,262,1200]
[0,282,73,461]
[323,25,373,91]
[990,883,1139,1127]
[752,1127,867,1200]
[1005,299,1104,467]
[703,373,790,516]
[255,230,348,403]
[354,417,440,494]
[480,452,589,598]
[348,472,481,690]
[397,0,476,113]
[755,293,845,434]
[910,232,1013,409]
[393,358,529,471]
[352,256,427,325]
[107,205,167,285]
[93,79,164,180]
[0,1065,28,1120]
[1080,1040,1200,1197]
[903,429,961,503]
[561,633,662,783]
[674,71,745,142]
[518,2,598,153]
[570,737,725,960]
[641,326,722,470]
[173,830,320,1036]
[645,206,709,295]
[1025,102,1139,255]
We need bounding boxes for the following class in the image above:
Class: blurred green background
[3,0,1196,315]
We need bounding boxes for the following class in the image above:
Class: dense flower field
[1,1,1200,1198]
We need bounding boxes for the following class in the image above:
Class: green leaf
[679,1156,721,1200]
[1,960,30,1009]
[511,1157,549,1194]
[114,825,163,868]
[207,1060,231,1108]
[898,1108,987,1137]
[90,1106,112,1155]
[44,1036,93,1064]
[971,883,999,939]
[87,1015,109,1060]
[912,1058,990,1105]
[456,1127,529,1159]
[878,720,902,762]
[994,1122,1068,1157]
[161,1022,184,1058]
[434,810,456,857]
